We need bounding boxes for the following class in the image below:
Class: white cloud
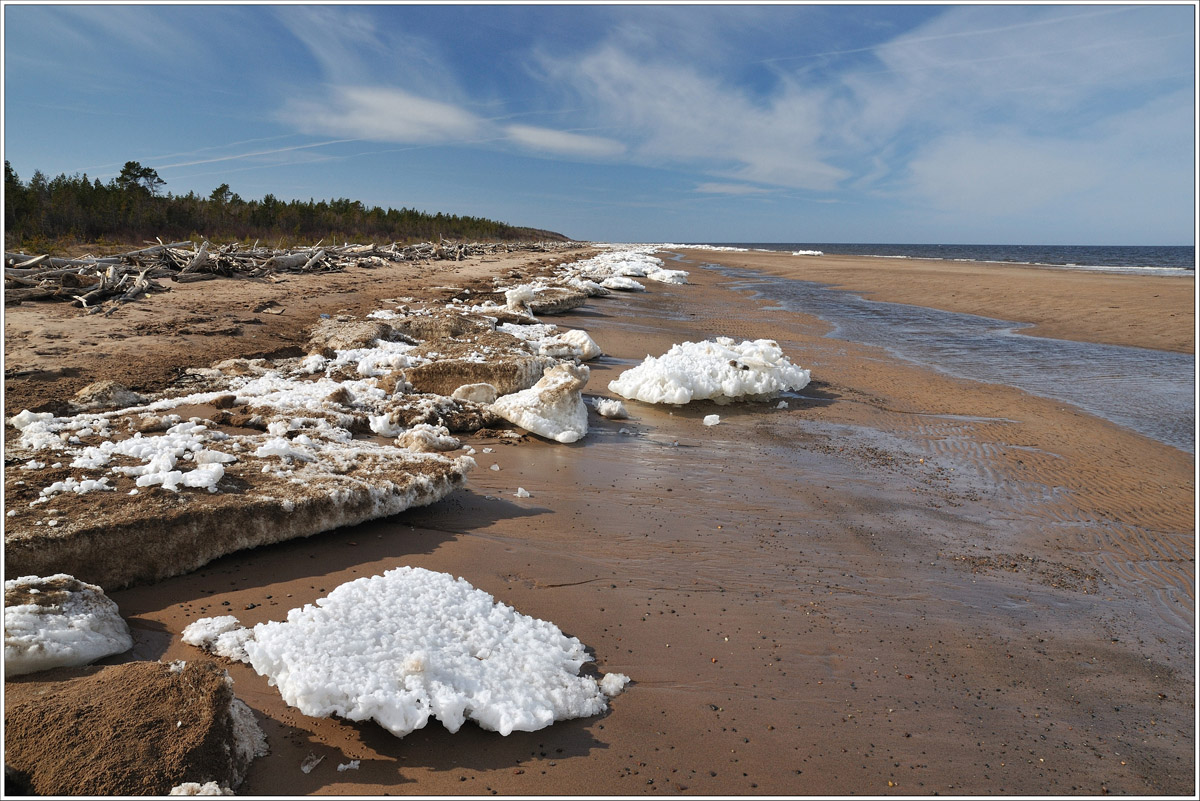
[504,125,625,158]
[694,183,771,195]
[280,87,484,143]
[843,4,1193,138]
[546,45,847,191]
[275,5,458,97]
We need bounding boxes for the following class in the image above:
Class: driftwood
[3,238,581,313]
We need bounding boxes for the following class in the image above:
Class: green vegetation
[4,160,567,251]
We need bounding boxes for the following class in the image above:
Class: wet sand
[7,248,1196,795]
[681,249,1194,354]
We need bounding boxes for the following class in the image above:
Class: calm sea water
[701,262,1195,454]
[697,243,1195,274]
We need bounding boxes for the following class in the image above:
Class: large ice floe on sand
[3,573,133,676]
[490,363,590,443]
[183,566,629,738]
[608,336,811,405]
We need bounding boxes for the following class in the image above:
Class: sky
[2,2,1195,244]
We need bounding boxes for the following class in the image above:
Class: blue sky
[3,2,1195,244]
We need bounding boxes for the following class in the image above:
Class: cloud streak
[154,139,362,171]
[277,84,628,164]
[694,182,772,195]
[504,124,625,158]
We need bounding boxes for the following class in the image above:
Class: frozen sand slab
[4,659,266,795]
[608,336,810,405]
[403,330,558,397]
[4,574,132,676]
[184,567,629,738]
[5,434,472,590]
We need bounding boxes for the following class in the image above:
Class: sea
[691,243,1195,275]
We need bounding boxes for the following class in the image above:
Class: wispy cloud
[760,5,1139,65]
[280,87,485,143]
[504,125,625,158]
[694,182,772,195]
[154,139,362,171]
[277,84,629,165]
[542,44,846,191]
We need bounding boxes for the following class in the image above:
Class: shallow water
[706,263,1195,454]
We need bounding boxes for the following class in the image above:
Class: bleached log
[180,240,211,274]
[173,272,217,283]
[261,253,309,271]
[13,254,48,269]
[301,248,326,271]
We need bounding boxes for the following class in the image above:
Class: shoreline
[673,248,1195,354]
[5,246,1195,795]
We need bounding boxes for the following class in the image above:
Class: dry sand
[3,246,1195,796]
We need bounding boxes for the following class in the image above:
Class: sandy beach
[4,246,1195,795]
[689,250,1194,354]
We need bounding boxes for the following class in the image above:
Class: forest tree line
[4,160,567,250]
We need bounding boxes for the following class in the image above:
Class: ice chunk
[9,409,54,430]
[253,437,316,461]
[599,672,631,696]
[225,567,618,738]
[491,363,590,444]
[608,337,810,405]
[703,414,720,426]
[337,760,361,772]
[555,329,603,361]
[505,284,536,311]
[594,398,629,419]
[4,574,133,676]
[394,423,460,453]
[644,268,689,284]
[514,487,531,498]
[600,276,645,292]
[450,382,498,404]
[194,449,238,465]
[182,615,255,662]
[169,781,233,795]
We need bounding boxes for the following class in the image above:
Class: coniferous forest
[4,160,568,251]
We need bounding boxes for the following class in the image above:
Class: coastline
[675,248,1195,354]
[4,246,1195,795]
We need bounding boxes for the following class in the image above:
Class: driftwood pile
[3,238,576,314]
